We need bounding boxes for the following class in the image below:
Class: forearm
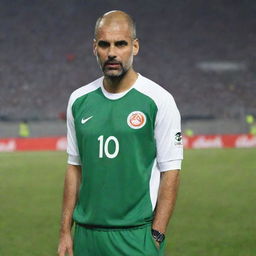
[152,170,180,234]
[60,164,81,235]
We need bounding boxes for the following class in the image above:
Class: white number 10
[98,135,119,159]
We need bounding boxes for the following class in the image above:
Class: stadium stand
[0,0,255,126]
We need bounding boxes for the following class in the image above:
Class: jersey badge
[127,111,146,129]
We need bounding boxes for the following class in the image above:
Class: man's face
[93,21,139,78]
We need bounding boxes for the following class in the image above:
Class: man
[58,10,183,256]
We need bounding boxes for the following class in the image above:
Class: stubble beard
[96,55,133,81]
[101,60,128,80]
[103,66,127,80]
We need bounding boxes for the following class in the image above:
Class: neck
[103,68,138,93]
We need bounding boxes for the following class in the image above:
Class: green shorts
[73,223,166,256]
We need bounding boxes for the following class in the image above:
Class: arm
[153,93,182,236]
[58,164,82,256]
[152,170,180,235]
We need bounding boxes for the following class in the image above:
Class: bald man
[58,10,183,256]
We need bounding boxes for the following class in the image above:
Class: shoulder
[68,77,103,107]
[134,74,176,110]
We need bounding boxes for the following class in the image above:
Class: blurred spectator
[249,125,256,135]
[18,120,30,137]
[184,129,194,137]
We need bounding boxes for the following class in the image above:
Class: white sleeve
[154,93,183,172]
[66,95,81,165]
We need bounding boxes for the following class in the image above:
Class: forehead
[96,21,132,41]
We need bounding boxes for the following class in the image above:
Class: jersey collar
[100,74,141,100]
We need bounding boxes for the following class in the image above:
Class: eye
[115,41,128,47]
[98,41,110,48]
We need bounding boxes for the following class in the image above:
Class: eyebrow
[115,40,128,46]
[98,40,110,47]
[97,40,128,47]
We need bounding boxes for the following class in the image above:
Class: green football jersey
[67,74,183,228]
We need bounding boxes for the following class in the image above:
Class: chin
[104,70,125,78]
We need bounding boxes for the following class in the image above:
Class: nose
[108,45,116,59]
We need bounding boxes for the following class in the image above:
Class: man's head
[93,10,139,79]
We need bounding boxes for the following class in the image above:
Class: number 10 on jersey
[98,135,119,159]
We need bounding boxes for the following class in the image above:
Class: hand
[153,239,160,249]
[57,232,73,256]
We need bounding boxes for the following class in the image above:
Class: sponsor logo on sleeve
[127,111,146,129]
[175,132,183,145]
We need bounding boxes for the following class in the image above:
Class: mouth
[104,62,121,69]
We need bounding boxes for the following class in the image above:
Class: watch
[151,229,165,243]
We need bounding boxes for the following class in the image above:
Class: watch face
[151,229,165,243]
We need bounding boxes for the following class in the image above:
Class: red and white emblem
[127,111,146,129]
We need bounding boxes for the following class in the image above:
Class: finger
[153,239,160,249]
[57,246,65,256]
[67,247,74,256]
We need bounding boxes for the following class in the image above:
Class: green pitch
[0,149,255,256]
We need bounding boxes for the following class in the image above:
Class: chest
[73,90,157,140]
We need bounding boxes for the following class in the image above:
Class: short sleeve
[154,94,183,172]
[66,95,81,165]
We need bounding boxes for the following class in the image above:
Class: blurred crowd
[0,0,255,121]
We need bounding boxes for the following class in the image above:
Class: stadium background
[0,0,255,255]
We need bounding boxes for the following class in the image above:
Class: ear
[132,39,139,56]
[93,39,97,56]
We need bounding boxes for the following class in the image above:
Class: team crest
[127,111,146,129]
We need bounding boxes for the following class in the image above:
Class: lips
[104,61,121,69]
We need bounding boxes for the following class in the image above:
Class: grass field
[0,149,255,256]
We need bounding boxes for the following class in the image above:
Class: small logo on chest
[127,111,146,129]
[81,116,93,124]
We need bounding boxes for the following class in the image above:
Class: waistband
[76,222,152,231]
